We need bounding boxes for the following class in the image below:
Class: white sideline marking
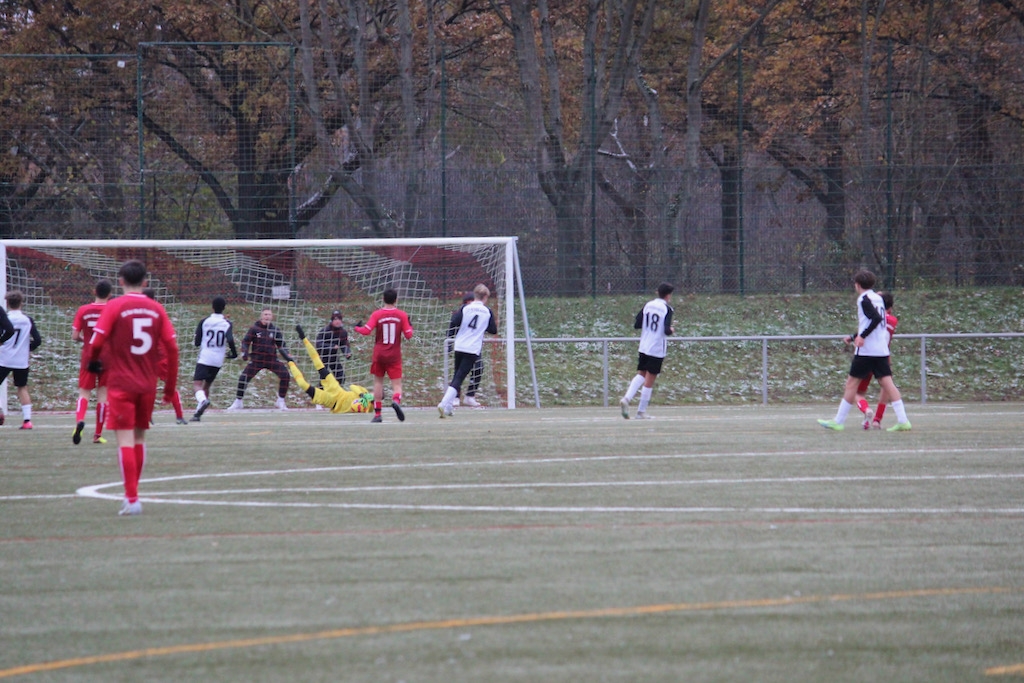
[73,449,1024,514]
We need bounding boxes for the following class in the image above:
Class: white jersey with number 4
[453,300,495,355]
[637,297,673,359]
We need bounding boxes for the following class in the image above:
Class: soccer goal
[0,238,539,414]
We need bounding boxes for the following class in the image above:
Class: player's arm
[485,310,498,335]
[226,324,239,359]
[240,324,255,360]
[71,308,85,344]
[857,297,883,339]
[160,321,179,400]
[633,309,643,330]
[663,308,674,336]
[28,318,42,351]
[193,320,204,348]
[354,310,378,335]
[0,308,14,346]
[86,305,116,371]
[402,313,414,340]
[340,329,351,357]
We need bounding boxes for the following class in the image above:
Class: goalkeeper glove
[278,346,295,363]
[295,324,306,340]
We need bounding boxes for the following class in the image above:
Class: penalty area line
[0,586,1011,679]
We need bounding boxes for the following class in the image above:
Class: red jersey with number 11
[89,292,179,396]
[356,307,413,365]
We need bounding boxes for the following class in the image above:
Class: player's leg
[464,358,482,406]
[270,361,290,410]
[229,364,257,410]
[620,355,647,418]
[74,382,91,444]
[819,357,870,430]
[74,360,94,443]
[372,375,385,422]
[191,366,216,421]
[439,353,475,417]
[856,374,873,427]
[14,370,32,428]
[876,373,910,431]
[636,357,664,418]
[93,385,108,443]
[389,374,405,422]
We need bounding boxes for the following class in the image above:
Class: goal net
[0,238,537,415]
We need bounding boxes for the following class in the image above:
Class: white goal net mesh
[1,238,532,413]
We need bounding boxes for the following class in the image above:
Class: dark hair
[5,290,23,309]
[330,309,343,320]
[657,282,674,298]
[462,292,474,303]
[95,279,113,299]
[854,269,876,290]
[212,296,226,313]
[119,259,148,286]
[383,288,398,305]
[142,287,156,300]
[880,291,894,310]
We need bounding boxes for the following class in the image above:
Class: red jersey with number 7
[89,292,179,396]
[355,307,413,365]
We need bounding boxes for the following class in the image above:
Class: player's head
[854,269,876,291]
[880,291,894,310]
[657,282,674,300]
[383,288,398,305]
[260,308,274,324]
[212,296,226,314]
[95,279,113,300]
[462,292,474,305]
[473,283,489,301]
[142,287,156,300]
[5,290,24,310]
[118,259,148,287]
[330,310,343,326]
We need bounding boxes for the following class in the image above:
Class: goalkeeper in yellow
[279,325,373,414]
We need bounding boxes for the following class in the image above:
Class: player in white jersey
[437,283,498,418]
[619,282,675,419]
[0,290,42,429]
[818,269,912,432]
[189,296,238,422]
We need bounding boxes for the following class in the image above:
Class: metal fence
[3,34,1024,296]
[471,333,1024,408]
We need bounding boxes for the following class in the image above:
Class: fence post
[762,337,769,405]
[602,340,609,407]
[920,336,928,404]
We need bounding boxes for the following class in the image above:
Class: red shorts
[78,357,106,390]
[105,387,157,431]
[370,358,403,380]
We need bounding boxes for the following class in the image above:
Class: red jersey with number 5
[89,292,179,396]
[357,307,413,365]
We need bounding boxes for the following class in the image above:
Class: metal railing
[447,333,1024,407]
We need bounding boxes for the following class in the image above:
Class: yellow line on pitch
[0,586,1010,679]
[988,663,1024,676]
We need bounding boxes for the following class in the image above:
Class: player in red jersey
[143,288,187,425]
[353,288,413,423]
[854,291,898,429]
[87,260,179,516]
[71,279,113,445]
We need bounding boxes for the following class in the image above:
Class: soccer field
[1,403,1022,682]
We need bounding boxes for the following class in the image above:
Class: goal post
[0,238,538,415]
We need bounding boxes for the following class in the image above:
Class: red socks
[119,444,147,503]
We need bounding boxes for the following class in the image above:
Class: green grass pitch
[1,403,1022,682]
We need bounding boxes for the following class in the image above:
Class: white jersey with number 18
[637,298,673,359]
